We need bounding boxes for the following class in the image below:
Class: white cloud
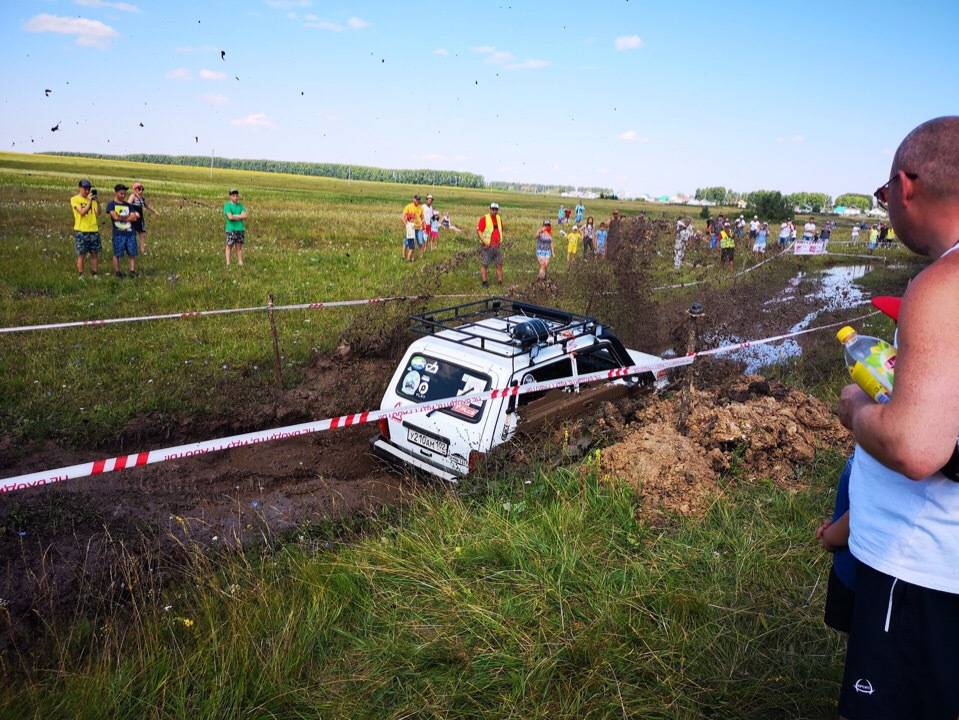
[551,163,560,171]
[347,17,369,29]
[880,148,893,155]
[23,13,119,49]
[165,67,192,80]
[505,58,548,70]
[485,50,514,65]
[199,69,226,80]
[791,134,805,143]
[231,113,276,130]
[202,93,229,106]
[473,45,496,54]
[614,35,643,51]
[304,20,344,31]
[453,154,468,161]
[618,130,649,143]
[74,0,140,11]
[434,48,449,56]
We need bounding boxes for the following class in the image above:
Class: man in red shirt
[476,202,504,289]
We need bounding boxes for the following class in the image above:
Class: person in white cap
[423,194,436,251]
[476,202,504,288]
[749,215,760,243]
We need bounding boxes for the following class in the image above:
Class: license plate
[407,428,449,456]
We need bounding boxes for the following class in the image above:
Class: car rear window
[396,353,492,423]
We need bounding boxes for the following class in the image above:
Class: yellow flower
[181,618,194,628]
[454,547,462,554]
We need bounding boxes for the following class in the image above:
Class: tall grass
[2,452,849,719]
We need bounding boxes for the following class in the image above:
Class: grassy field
[0,153,918,718]
[0,152,906,449]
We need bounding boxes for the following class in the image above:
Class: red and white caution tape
[0,356,688,494]
[0,294,480,334]
[0,309,882,495]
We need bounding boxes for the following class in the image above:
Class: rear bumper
[369,435,461,483]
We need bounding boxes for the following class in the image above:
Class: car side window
[514,358,573,408]
[576,345,621,374]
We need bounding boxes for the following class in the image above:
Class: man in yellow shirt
[401,194,425,261]
[70,179,101,278]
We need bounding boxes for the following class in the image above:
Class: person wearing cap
[476,202,505,288]
[719,221,735,270]
[835,116,959,719]
[422,194,436,251]
[401,194,425,261]
[106,184,141,278]
[561,223,582,268]
[751,222,768,263]
[534,219,553,280]
[749,215,760,242]
[673,216,694,270]
[128,182,160,255]
[70,179,102,279]
[223,189,248,266]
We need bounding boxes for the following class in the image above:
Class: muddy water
[726,264,879,372]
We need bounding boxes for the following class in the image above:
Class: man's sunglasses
[874,172,918,210]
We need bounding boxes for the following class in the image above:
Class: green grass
[0,152,915,448]
[0,153,927,719]
[2,453,851,719]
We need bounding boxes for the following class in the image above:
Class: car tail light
[379,417,391,441]
[656,369,668,379]
[468,450,485,472]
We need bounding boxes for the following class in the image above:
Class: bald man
[837,116,959,719]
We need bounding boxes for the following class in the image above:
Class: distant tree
[835,193,872,211]
[747,190,792,222]
[695,186,728,204]
[787,191,832,213]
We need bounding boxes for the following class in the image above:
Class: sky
[2,0,959,200]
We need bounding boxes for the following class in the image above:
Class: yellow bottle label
[850,361,891,403]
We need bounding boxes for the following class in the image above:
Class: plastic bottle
[837,326,895,404]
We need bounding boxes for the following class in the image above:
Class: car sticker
[425,361,439,374]
[410,355,426,371]
[451,404,480,418]
[416,381,430,397]
[402,370,420,394]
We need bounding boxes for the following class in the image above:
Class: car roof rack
[410,296,601,358]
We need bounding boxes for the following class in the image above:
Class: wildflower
[163,605,172,612]
[454,547,461,554]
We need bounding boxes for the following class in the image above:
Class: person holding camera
[70,179,101,279]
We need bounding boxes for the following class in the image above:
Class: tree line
[488,181,614,196]
[696,186,874,220]
[48,152,487,189]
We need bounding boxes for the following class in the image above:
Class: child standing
[223,189,247,266]
[594,222,608,260]
[404,213,417,261]
[562,224,581,268]
[719,222,735,271]
[816,455,856,633]
[128,182,160,254]
[429,212,440,251]
[581,216,595,260]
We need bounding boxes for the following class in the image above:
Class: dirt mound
[598,375,850,523]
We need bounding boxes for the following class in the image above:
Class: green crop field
[0,153,917,718]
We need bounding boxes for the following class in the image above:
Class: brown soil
[598,374,853,524]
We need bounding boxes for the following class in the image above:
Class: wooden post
[677,302,704,435]
[268,294,284,394]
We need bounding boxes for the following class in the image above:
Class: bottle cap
[836,326,857,344]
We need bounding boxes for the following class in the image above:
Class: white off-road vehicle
[370,297,669,482]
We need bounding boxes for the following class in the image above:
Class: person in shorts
[476,202,504,288]
[403,213,417,261]
[128,182,160,254]
[70,179,101,278]
[534,219,553,279]
[223,189,247,266]
[816,455,856,634]
[106,183,140,278]
[751,222,768,263]
[594,222,608,260]
[402,194,425,261]
[562,224,582,268]
[836,116,959,720]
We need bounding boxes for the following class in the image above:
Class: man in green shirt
[223,188,248,266]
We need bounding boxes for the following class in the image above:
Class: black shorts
[720,247,734,263]
[839,562,959,719]
[131,219,146,234]
[824,564,855,634]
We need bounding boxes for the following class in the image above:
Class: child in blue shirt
[751,222,768,263]
[595,222,608,260]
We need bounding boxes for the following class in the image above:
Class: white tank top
[848,241,959,592]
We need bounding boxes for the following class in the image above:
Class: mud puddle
[721,264,879,372]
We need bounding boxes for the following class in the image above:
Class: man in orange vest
[476,202,504,289]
